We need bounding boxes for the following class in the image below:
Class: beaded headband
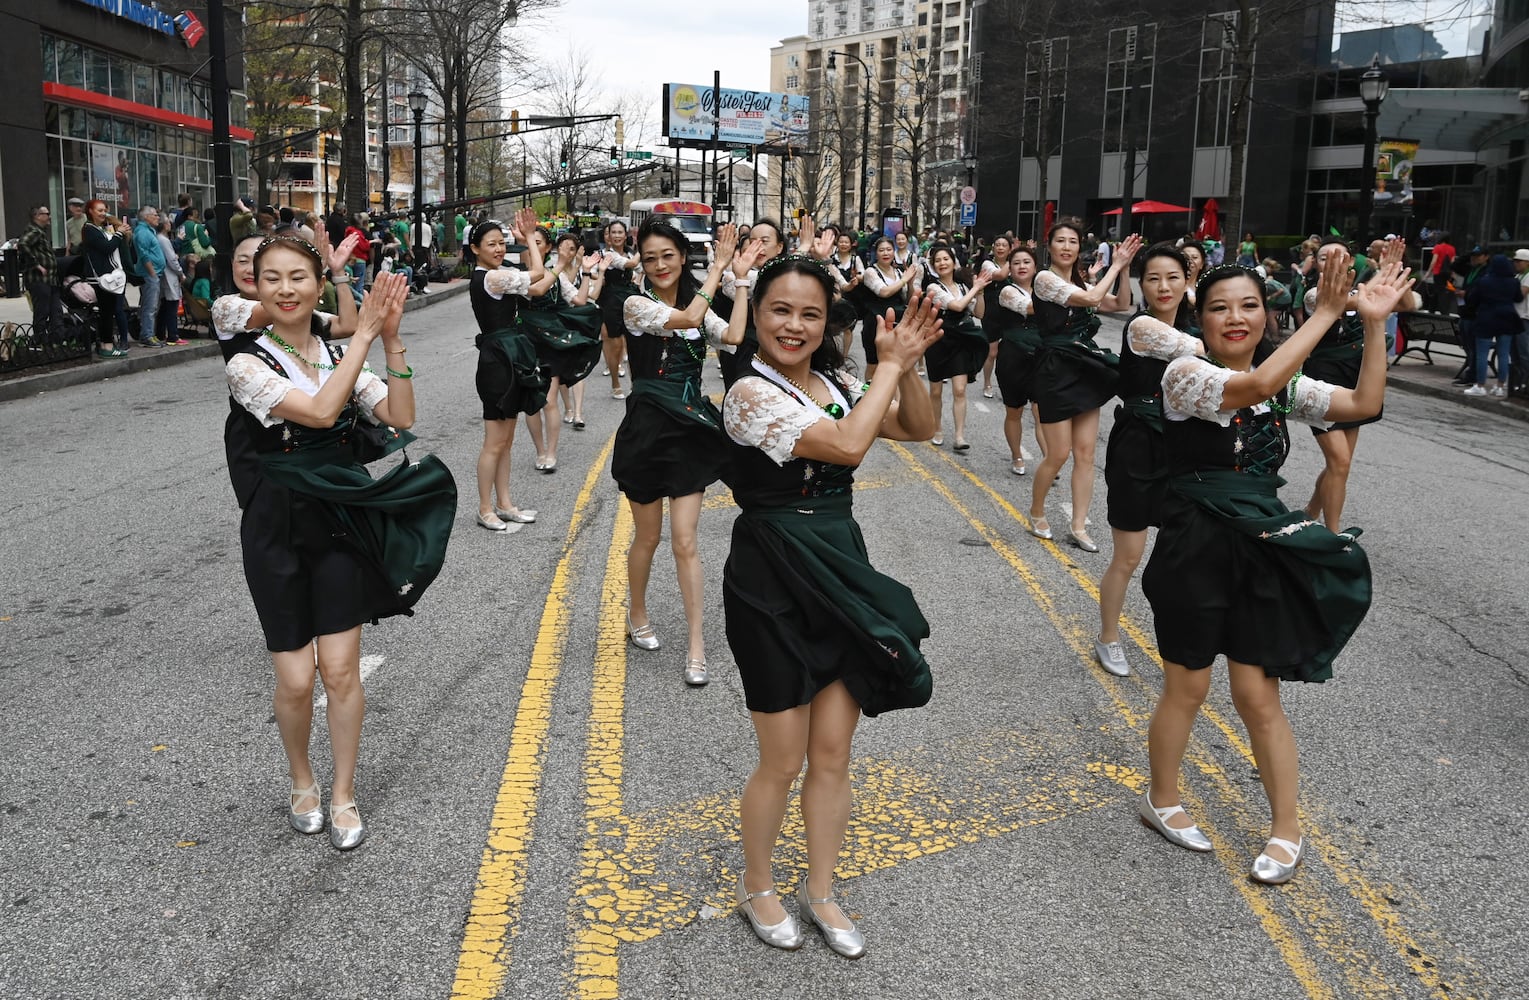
[757,252,834,284]
[1194,263,1262,306]
[255,233,322,262]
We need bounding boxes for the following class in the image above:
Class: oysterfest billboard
[662,83,810,147]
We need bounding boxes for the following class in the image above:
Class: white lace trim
[622,295,730,346]
[1162,356,1336,428]
[1127,315,1201,360]
[479,265,531,298]
[225,337,385,428]
[557,272,581,301]
[1033,269,1081,307]
[926,281,972,314]
[998,284,1032,315]
[862,264,904,298]
[212,295,256,341]
[720,268,758,296]
[723,366,855,465]
[979,259,1001,278]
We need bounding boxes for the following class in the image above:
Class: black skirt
[610,386,728,503]
[475,329,549,420]
[995,339,1039,408]
[924,318,989,383]
[1103,406,1167,532]
[1304,353,1382,433]
[1030,342,1119,424]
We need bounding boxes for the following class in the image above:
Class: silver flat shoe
[626,613,661,651]
[476,512,509,532]
[1094,638,1131,677]
[494,507,537,524]
[1027,516,1053,541]
[798,884,866,959]
[736,874,802,950]
[288,780,324,835]
[683,658,708,687]
[328,799,367,851]
[1138,792,1213,853]
[1066,528,1100,553]
[1251,836,1304,885]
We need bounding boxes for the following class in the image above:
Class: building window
[1196,11,1244,148]
[786,74,799,90]
[1103,23,1155,154]
[1022,37,1068,159]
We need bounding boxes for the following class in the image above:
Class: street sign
[959,202,978,227]
[731,149,749,159]
[960,185,977,205]
[625,151,654,160]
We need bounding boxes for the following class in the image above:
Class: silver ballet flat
[1138,792,1214,853]
[626,614,661,651]
[683,658,708,687]
[328,800,367,851]
[1251,836,1304,885]
[1027,516,1053,541]
[288,780,324,835]
[798,884,866,959]
[494,507,537,524]
[736,874,803,950]
[1066,528,1100,553]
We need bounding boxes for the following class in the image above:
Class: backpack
[119,229,145,286]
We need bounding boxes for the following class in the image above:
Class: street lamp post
[827,50,872,233]
[408,90,426,266]
[1356,55,1389,244]
[962,151,978,244]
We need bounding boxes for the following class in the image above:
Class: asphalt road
[2,295,1525,1000]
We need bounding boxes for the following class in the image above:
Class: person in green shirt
[454,212,468,245]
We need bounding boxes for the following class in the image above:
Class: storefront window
[160,71,177,112]
[86,48,109,95]
[57,39,83,88]
[40,34,55,82]
[133,65,154,107]
[108,55,131,100]
[113,118,135,148]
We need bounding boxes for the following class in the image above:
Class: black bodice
[470,268,520,335]
[1163,397,1290,479]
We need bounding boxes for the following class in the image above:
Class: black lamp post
[827,49,872,233]
[962,151,978,243]
[1356,55,1389,244]
[408,89,426,263]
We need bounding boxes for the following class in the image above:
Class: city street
[2,294,1525,1000]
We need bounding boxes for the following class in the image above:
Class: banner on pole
[663,84,810,147]
[1374,137,1419,206]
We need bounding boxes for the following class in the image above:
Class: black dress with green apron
[471,267,548,419]
[519,274,602,387]
[721,363,932,716]
[921,279,990,382]
[232,340,457,652]
[1103,313,1198,532]
[611,295,730,503]
[1141,376,1371,682]
[990,281,1042,407]
[1030,273,1120,424]
[1302,305,1379,434]
[596,249,639,339]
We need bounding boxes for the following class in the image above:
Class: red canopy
[1195,198,1222,240]
[1102,199,1192,216]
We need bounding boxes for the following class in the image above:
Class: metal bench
[1392,311,1465,367]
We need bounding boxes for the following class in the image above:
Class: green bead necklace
[266,329,337,371]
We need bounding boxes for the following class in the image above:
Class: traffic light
[560,141,569,170]
[715,177,729,204]
[510,109,519,134]
[610,145,618,164]
[659,166,672,195]
[615,117,625,148]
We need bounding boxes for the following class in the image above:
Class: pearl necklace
[757,359,845,419]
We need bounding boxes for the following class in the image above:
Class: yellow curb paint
[889,442,1338,1000]
[915,445,1477,999]
[568,494,635,1000]
[449,435,615,1000]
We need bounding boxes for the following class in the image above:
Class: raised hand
[712,223,739,272]
[797,213,816,254]
[583,252,603,275]
[1379,235,1407,269]
[902,261,921,283]
[733,235,767,278]
[1116,233,1143,264]
[971,267,994,290]
[809,228,835,261]
[329,232,362,276]
[1353,259,1416,321]
[1313,244,1353,316]
[512,207,539,246]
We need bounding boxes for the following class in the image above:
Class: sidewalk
[1385,351,1529,423]
[0,279,468,403]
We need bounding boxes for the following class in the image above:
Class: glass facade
[38,33,249,243]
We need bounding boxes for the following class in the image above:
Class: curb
[0,281,468,404]
[1385,369,1529,424]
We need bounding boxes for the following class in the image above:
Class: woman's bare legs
[1305,427,1359,530]
[1003,405,1028,471]
[602,327,625,393]
[1098,528,1147,644]
[626,497,663,630]
[982,341,999,394]
[950,374,970,447]
[800,681,862,929]
[927,380,944,443]
[1229,660,1302,860]
[539,376,562,467]
[1068,408,1102,535]
[1145,659,1213,830]
[476,418,517,520]
[271,644,319,808]
[668,492,706,663]
[740,704,810,924]
[315,626,365,827]
[1030,417,1074,527]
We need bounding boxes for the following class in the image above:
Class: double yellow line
[892,441,1474,1000]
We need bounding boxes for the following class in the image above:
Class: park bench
[1392,311,1465,367]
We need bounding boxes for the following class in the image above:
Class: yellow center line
[568,496,635,1000]
[907,442,1473,1000]
[449,435,616,1000]
[889,442,1340,1000]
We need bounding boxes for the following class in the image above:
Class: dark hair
[556,231,580,251]
[468,219,505,264]
[636,217,699,307]
[253,234,324,281]
[1194,264,1280,364]
[872,236,895,256]
[922,243,959,293]
[1046,216,1088,285]
[603,219,627,239]
[1139,244,1194,330]
[753,256,848,375]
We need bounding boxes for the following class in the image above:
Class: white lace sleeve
[831,367,866,404]
[998,285,1032,315]
[1161,356,1238,425]
[862,266,895,297]
[226,354,295,427]
[355,366,388,423]
[1128,315,1202,360]
[925,282,956,311]
[483,267,531,297]
[1033,270,1082,306]
[721,270,740,296]
[558,272,581,301]
[979,259,1001,279]
[1289,374,1337,427]
[702,308,732,348]
[723,376,826,465]
[623,295,670,337]
[212,295,257,340]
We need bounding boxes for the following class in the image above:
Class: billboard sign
[663,84,809,147]
[1374,137,1419,206]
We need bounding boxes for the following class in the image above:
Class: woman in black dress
[992,248,1045,477]
[859,236,922,382]
[921,243,992,451]
[550,231,606,431]
[1300,237,1418,530]
[1093,245,1203,678]
[1138,251,1413,883]
[978,235,1012,398]
[615,220,751,686]
[1026,221,1140,552]
[594,220,637,398]
[79,199,133,357]
[469,208,548,533]
[518,227,602,474]
[828,228,865,358]
[721,258,941,957]
[225,247,454,850]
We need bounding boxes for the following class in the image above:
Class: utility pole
[207,0,236,291]
[1119,22,1146,236]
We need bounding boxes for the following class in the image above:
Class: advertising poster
[91,144,118,207]
[663,84,810,147]
[1374,137,1419,206]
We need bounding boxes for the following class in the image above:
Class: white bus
[626,199,714,267]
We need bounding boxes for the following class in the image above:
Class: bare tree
[243,3,323,208]
[885,35,949,234]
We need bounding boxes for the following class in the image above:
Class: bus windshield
[654,214,711,235]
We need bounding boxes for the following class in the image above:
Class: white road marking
[315,653,386,708]
[973,401,992,414]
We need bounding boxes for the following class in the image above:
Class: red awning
[1102,199,1192,216]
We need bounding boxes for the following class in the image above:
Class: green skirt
[724,494,932,716]
[521,305,603,387]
